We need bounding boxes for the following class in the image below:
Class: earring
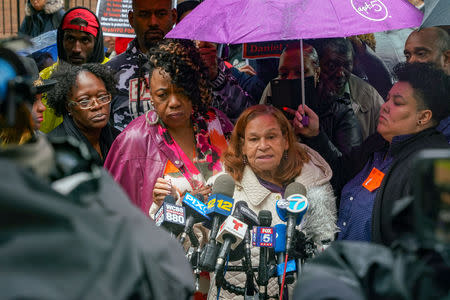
[150,99,155,107]
[145,110,160,125]
[283,150,288,159]
[242,155,248,165]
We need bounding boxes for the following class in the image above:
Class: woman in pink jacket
[104,39,233,216]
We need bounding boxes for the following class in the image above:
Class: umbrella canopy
[420,0,450,28]
[17,30,58,61]
[167,0,423,44]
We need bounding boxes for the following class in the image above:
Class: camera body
[413,148,450,256]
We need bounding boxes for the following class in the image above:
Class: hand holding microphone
[152,177,175,207]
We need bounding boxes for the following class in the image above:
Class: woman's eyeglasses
[68,93,111,110]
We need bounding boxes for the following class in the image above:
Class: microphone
[214,215,248,280]
[274,224,296,285]
[154,194,186,236]
[276,182,308,255]
[256,210,272,292]
[199,174,235,272]
[230,201,260,296]
[179,192,210,246]
[228,201,260,262]
[233,201,259,226]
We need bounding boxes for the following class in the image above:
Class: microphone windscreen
[212,173,235,197]
[164,194,177,204]
[258,210,272,227]
[234,200,248,210]
[285,182,307,198]
[233,201,247,218]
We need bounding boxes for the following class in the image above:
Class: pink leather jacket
[104,108,232,215]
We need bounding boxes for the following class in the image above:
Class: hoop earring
[145,110,160,125]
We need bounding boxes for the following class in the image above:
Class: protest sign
[96,0,135,37]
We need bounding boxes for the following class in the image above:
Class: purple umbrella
[167,0,423,43]
[167,0,422,124]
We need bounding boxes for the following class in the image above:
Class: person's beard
[142,28,165,52]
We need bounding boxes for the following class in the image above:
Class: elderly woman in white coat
[208,104,337,299]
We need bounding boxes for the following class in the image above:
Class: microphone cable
[215,257,246,296]
[216,253,231,299]
[279,253,289,300]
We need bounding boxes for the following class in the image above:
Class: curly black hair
[147,39,212,114]
[47,62,117,116]
[393,62,450,125]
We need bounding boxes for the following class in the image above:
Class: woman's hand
[238,64,257,76]
[152,177,174,207]
[191,184,212,203]
[285,104,320,138]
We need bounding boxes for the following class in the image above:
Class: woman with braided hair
[105,39,233,217]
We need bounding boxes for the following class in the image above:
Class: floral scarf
[158,108,230,191]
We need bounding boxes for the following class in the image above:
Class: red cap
[62,8,99,37]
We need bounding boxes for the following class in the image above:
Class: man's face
[128,0,176,53]
[319,47,353,96]
[278,48,316,80]
[30,0,46,11]
[63,30,95,65]
[404,28,450,75]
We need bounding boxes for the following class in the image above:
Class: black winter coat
[19,0,64,38]
[48,114,120,166]
[304,128,448,245]
[294,241,450,300]
[315,95,363,156]
[371,128,449,245]
[0,137,194,299]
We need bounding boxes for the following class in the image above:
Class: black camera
[413,148,450,256]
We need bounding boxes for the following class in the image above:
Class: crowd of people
[1,0,449,299]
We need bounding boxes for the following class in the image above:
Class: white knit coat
[208,143,338,299]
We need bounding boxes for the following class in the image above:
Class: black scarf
[48,115,119,165]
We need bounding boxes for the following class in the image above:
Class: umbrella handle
[301,115,309,126]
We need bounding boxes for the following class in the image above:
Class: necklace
[171,133,202,191]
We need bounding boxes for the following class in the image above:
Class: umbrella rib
[328,0,345,37]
